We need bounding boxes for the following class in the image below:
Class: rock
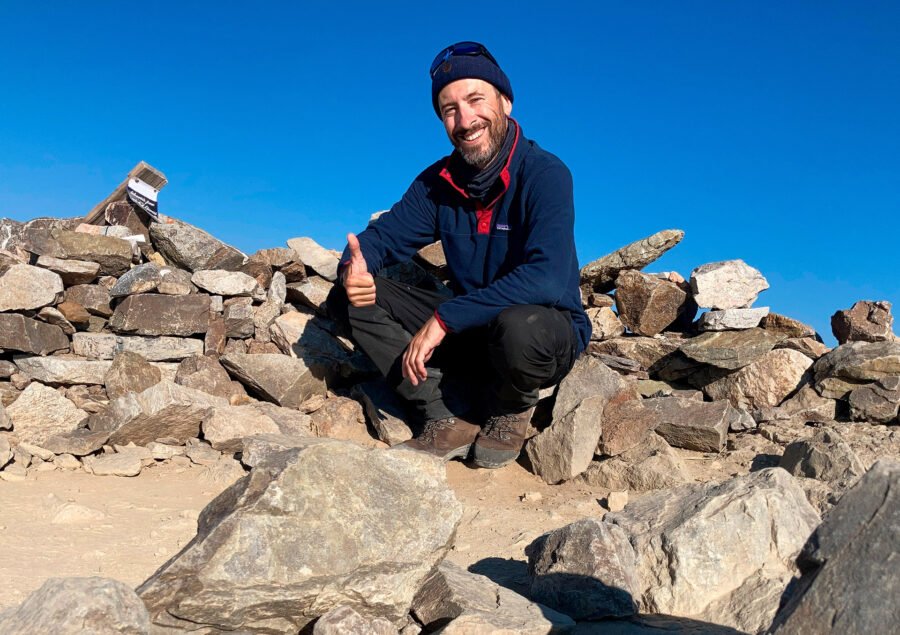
[12,356,106,385]
[813,340,900,398]
[287,236,339,281]
[0,314,69,355]
[0,404,10,431]
[205,313,227,355]
[175,354,246,402]
[590,336,681,372]
[287,276,333,313]
[104,351,163,399]
[848,376,900,423]
[615,270,691,336]
[64,284,112,317]
[526,517,639,620]
[108,262,161,297]
[702,348,813,410]
[147,442,185,460]
[768,460,900,634]
[157,266,196,295]
[5,383,88,445]
[779,427,866,486]
[83,451,143,476]
[527,356,638,484]
[580,229,684,294]
[776,336,830,360]
[0,576,151,634]
[597,399,657,457]
[313,606,395,634]
[351,380,414,445]
[51,502,107,524]
[649,397,743,452]
[680,328,781,370]
[831,299,894,344]
[412,561,575,634]
[202,404,312,452]
[698,307,769,331]
[592,353,647,377]
[308,396,378,446]
[110,293,211,336]
[35,255,100,285]
[72,332,204,361]
[602,468,819,633]
[222,296,254,337]
[16,442,54,461]
[54,453,81,470]
[270,311,354,377]
[0,263,64,311]
[94,380,228,446]
[760,312,819,339]
[35,306,75,335]
[774,384,838,423]
[239,259,273,291]
[184,440,221,466]
[0,463,27,481]
[251,247,297,269]
[191,269,260,296]
[149,217,245,272]
[607,490,628,512]
[222,352,326,409]
[41,428,110,456]
[239,433,326,468]
[587,306,625,341]
[52,230,133,275]
[137,441,462,632]
[55,300,92,328]
[690,259,768,309]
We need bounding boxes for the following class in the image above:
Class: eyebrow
[440,90,487,110]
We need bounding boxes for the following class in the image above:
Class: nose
[457,102,479,131]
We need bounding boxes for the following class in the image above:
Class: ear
[501,95,512,116]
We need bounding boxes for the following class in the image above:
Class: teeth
[462,129,484,142]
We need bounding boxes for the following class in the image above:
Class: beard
[456,115,509,170]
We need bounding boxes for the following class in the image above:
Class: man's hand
[403,316,447,386]
[343,233,376,307]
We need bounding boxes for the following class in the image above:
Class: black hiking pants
[327,276,577,423]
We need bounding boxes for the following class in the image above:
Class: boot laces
[483,414,520,441]
[421,417,457,443]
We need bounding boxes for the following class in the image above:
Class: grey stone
[308,396,378,446]
[6,383,88,445]
[526,518,639,619]
[95,380,228,446]
[776,336,830,360]
[84,451,143,477]
[690,259,769,310]
[54,453,81,470]
[202,404,312,453]
[0,314,69,355]
[698,307,769,331]
[604,468,819,634]
[0,263,64,311]
[286,276,334,313]
[35,255,100,285]
[351,379,414,445]
[108,262,161,297]
[773,384,838,423]
[72,332,204,361]
[110,293,211,336]
[13,356,109,385]
[769,460,900,634]
[221,352,326,409]
[52,230,133,276]
[527,356,638,484]
[587,306,625,341]
[680,327,781,370]
[137,441,462,632]
[191,269,260,296]
[580,229,684,294]
[702,348,814,410]
[814,339,900,392]
[105,351,162,399]
[590,336,681,372]
[240,433,330,468]
[184,440,221,466]
[42,428,110,456]
[615,270,691,336]
[0,403,10,431]
[287,236,339,281]
[270,311,355,380]
[0,216,82,257]
[831,299,894,344]
[64,284,112,317]
[848,376,900,423]
[313,606,395,635]
[150,217,246,272]
[413,561,575,634]
[0,576,151,634]
[156,266,196,295]
[175,354,247,402]
[779,427,866,486]
[223,296,254,338]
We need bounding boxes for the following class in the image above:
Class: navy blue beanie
[431,42,513,116]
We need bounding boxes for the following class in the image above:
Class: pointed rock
[149,217,245,272]
[760,312,819,339]
[615,270,692,336]
[105,351,163,399]
[221,352,326,408]
[287,236,339,281]
[580,229,684,294]
[831,299,894,344]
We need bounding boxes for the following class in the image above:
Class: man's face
[437,78,513,169]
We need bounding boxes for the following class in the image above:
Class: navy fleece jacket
[340,121,591,356]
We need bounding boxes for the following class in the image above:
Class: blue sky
[1,2,897,345]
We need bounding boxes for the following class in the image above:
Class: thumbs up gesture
[343,233,376,307]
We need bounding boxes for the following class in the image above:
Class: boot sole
[473,447,519,469]
[392,443,473,462]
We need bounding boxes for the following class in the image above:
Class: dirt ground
[0,446,741,612]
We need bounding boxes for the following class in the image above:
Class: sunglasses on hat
[429,41,500,78]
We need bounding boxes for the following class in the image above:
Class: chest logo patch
[496,224,510,231]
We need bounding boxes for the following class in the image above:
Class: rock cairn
[1,203,898,633]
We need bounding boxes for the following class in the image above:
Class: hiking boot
[473,408,534,469]
[396,416,480,461]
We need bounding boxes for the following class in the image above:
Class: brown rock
[6,383,89,445]
[149,217,246,272]
[760,312,819,339]
[580,229,684,294]
[221,352,326,409]
[648,396,739,452]
[777,336,830,360]
[239,259,273,290]
[598,399,657,456]
[0,263,65,311]
[104,351,163,400]
[286,276,333,313]
[64,284,112,317]
[279,259,308,283]
[590,335,681,372]
[52,229,133,276]
[105,199,151,242]
[587,306,625,341]
[0,314,69,355]
[156,266,196,295]
[615,270,692,336]
[108,262,161,297]
[110,293,211,336]
[308,396,379,446]
[56,301,92,328]
[249,247,296,268]
[702,348,813,410]
[831,300,894,344]
[680,327,781,370]
[848,376,900,423]
[205,313,227,356]
[35,255,100,285]
[223,296,254,338]
[175,354,246,402]
[42,428,110,456]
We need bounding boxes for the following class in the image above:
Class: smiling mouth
[458,127,486,144]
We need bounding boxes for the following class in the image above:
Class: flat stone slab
[580,229,684,294]
[0,263,64,311]
[35,255,100,285]
[13,356,115,385]
[72,332,204,361]
[221,352,326,409]
[698,307,769,331]
[110,293,211,336]
[191,269,260,296]
[53,229,133,276]
[680,327,781,370]
[0,313,69,355]
[647,396,742,452]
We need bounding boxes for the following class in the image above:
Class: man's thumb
[346,233,367,274]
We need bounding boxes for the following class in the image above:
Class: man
[327,41,591,468]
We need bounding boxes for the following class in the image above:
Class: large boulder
[138,440,462,632]
[690,259,768,310]
[701,348,813,410]
[614,270,692,336]
[0,263,64,311]
[813,340,900,399]
[52,230,133,276]
[580,229,684,294]
[830,299,894,344]
[0,577,151,634]
[109,293,211,336]
[769,460,900,634]
[6,383,89,445]
[222,352,327,409]
[149,217,246,272]
[602,468,819,633]
[680,328,781,370]
[0,314,69,355]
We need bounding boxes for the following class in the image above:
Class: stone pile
[1,207,897,633]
